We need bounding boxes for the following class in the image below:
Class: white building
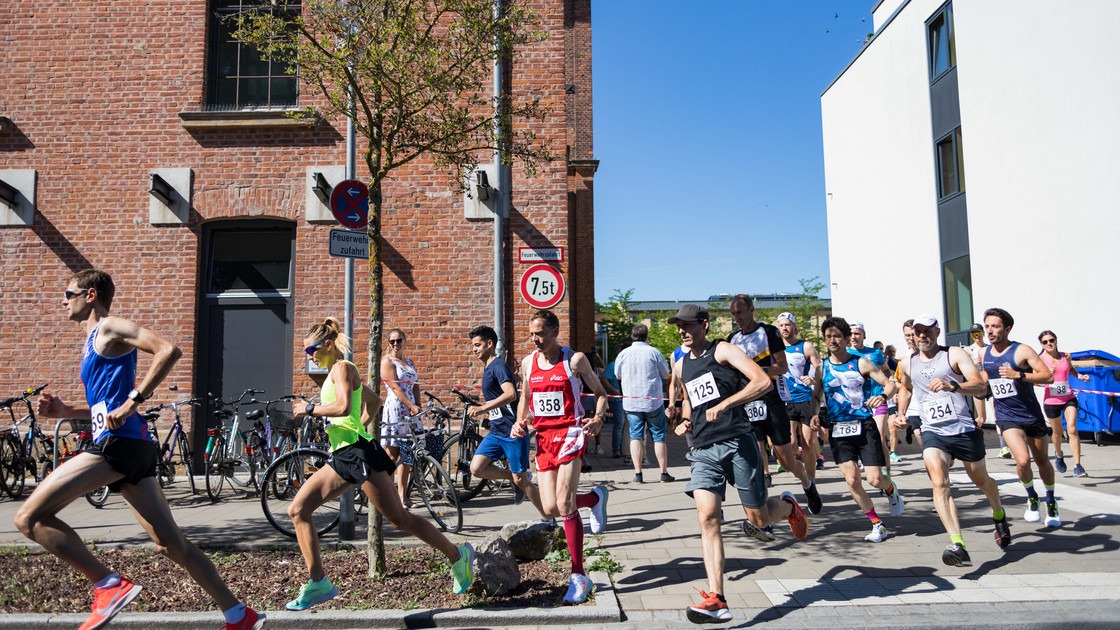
[821,0,1120,354]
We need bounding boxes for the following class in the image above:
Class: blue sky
[592,2,874,302]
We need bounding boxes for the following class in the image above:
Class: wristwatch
[950,381,960,392]
[127,388,146,404]
[305,402,316,415]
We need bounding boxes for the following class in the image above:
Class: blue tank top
[822,355,872,423]
[849,346,885,398]
[982,341,1043,423]
[80,324,148,443]
[782,341,814,403]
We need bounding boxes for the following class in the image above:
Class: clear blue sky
[592,2,874,303]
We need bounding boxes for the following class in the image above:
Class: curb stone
[0,572,619,629]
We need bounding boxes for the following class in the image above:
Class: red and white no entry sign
[519,264,565,309]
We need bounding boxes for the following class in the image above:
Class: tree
[777,276,829,352]
[596,289,635,360]
[233,0,549,576]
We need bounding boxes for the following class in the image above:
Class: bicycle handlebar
[1,383,50,407]
[423,391,444,406]
[451,388,480,405]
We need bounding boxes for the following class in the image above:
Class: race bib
[91,401,109,443]
[532,391,565,417]
[744,400,768,422]
[776,376,791,402]
[921,396,954,423]
[990,378,1017,399]
[686,372,720,408]
[487,406,504,421]
[1051,381,1070,397]
[832,419,862,438]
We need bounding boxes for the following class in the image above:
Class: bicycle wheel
[157,458,175,489]
[414,455,462,533]
[177,433,197,495]
[261,448,339,538]
[455,432,491,501]
[204,433,227,500]
[85,485,110,507]
[0,436,24,499]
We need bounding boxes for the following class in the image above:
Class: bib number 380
[91,401,109,443]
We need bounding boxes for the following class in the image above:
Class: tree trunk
[366,179,387,578]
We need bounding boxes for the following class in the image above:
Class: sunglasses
[1041,339,1056,344]
[64,288,90,300]
[304,340,327,356]
[388,338,404,345]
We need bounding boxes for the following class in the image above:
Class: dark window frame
[206,0,301,110]
[935,127,965,199]
[926,3,956,81]
[941,254,973,335]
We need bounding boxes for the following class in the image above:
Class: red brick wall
[0,0,594,419]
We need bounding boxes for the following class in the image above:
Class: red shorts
[535,425,587,473]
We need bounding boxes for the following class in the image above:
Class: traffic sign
[519,264,565,309]
[329,229,368,259]
[329,179,369,229]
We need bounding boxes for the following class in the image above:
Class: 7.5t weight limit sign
[519,264,565,309]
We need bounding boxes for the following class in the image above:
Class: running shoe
[660,472,676,483]
[864,522,888,543]
[1074,464,1087,478]
[805,481,823,515]
[633,472,643,483]
[942,543,972,567]
[225,607,265,630]
[781,491,809,540]
[741,518,776,542]
[78,577,142,630]
[562,572,593,605]
[451,543,474,595]
[513,483,526,505]
[686,589,731,624]
[889,451,902,463]
[886,485,905,516]
[286,577,339,611]
[593,444,604,455]
[1045,501,1062,527]
[1054,455,1067,474]
[764,473,773,488]
[612,450,622,458]
[1024,497,1041,523]
[999,446,1012,459]
[588,485,609,534]
[776,463,786,474]
[994,518,1012,549]
[817,454,826,469]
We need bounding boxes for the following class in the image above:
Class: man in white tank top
[895,315,1010,568]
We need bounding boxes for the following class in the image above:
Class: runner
[286,318,473,610]
[667,341,694,455]
[812,316,905,544]
[899,320,924,449]
[18,269,264,630]
[1038,330,1091,477]
[968,323,1009,458]
[465,325,547,514]
[979,308,1060,527]
[895,315,1011,567]
[776,312,824,480]
[668,304,808,624]
[726,295,821,515]
[510,309,609,605]
[848,321,894,475]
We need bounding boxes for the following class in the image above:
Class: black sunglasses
[388,338,404,345]
[304,340,327,356]
[1041,338,1056,344]
[64,288,90,300]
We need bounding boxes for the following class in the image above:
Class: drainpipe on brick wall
[493,0,509,359]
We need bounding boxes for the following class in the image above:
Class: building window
[208,1,300,109]
[942,255,973,334]
[936,127,965,198]
[928,4,956,79]
[207,227,293,294]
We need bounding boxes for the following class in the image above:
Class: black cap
[970,323,983,334]
[668,303,709,324]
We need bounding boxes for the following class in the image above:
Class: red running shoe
[686,589,731,624]
[781,491,809,540]
[225,606,266,630]
[77,577,142,630]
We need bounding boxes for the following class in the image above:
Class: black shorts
[828,418,886,467]
[87,436,158,492]
[1044,398,1079,419]
[921,429,986,462]
[786,401,814,426]
[327,437,396,485]
[907,415,923,432]
[996,418,1050,439]
[748,399,792,447]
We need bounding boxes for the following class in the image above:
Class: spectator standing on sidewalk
[615,324,673,483]
[602,342,630,459]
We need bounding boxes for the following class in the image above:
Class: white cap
[913,314,939,328]
[851,320,865,331]
[777,312,796,324]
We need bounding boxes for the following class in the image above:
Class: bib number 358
[533,391,564,417]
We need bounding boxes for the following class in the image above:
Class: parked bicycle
[144,386,203,495]
[0,384,54,499]
[203,388,263,500]
[442,388,518,502]
[246,394,307,490]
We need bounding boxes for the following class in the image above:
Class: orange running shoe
[77,577,142,630]
[686,589,731,624]
[225,606,266,630]
[781,491,809,540]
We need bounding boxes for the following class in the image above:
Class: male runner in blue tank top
[894,315,1011,567]
[979,307,1059,527]
[15,270,264,630]
[776,312,825,479]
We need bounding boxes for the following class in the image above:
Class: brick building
[0,1,596,441]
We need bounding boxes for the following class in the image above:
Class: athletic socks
[884,481,896,496]
[951,533,965,549]
[1022,480,1038,499]
[561,511,585,576]
[1045,484,1056,504]
[222,603,247,625]
[803,478,814,491]
[993,507,1006,521]
[93,573,122,589]
[865,508,882,525]
[575,491,600,510]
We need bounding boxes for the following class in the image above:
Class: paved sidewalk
[2,425,1119,628]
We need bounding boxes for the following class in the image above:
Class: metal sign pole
[339,78,357,540]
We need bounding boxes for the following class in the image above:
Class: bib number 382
[91,401,109,443]
[533,391,565,417]
[990,378,1017,399]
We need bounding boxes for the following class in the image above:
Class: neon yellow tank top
[320,360,373,452]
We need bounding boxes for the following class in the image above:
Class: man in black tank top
[667,304,809,624]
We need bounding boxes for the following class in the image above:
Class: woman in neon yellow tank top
[283,317,474,612]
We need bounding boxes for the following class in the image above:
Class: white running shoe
[1044,501,1061,527]
[1024,497,1041,523]
[864,522,888,543]
[886,485,905,516]
[588,485,608,534]
[562,572,594,604]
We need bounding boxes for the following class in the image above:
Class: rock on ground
[499,520,565,560]
[469,534,521,596]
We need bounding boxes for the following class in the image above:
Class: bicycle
[399,394,462,533]
[0,384,54,499]
[144,386,203,495]
[442,388,520,502]
[203,388,264,500]
[247,394,308,491]
[62,429,110,507]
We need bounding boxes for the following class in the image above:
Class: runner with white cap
[776,312,825,480]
